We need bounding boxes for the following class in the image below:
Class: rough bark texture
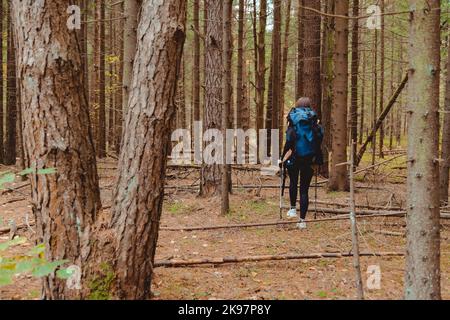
[440,30,450,204]
[97,0,106,158]
[405,0,441,300]
[270,0,282,135]
[321,0,334,178]
[350,0,359,162]
[122,0,140,115]
[11,0,102,299]
[5,2,16,166]
[280,0,292,147]
[379,0,385,158]
[296,0,304,99]
[302,0,321,115]
[236,0,245,129]
[193,0,201,123]
[0,0,3,163]
[201,0,223,196]
[256,0,267,149]
[111,0,186,300]
[328,0,349,191]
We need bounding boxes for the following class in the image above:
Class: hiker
[281,97,324,229]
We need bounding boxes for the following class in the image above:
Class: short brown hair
[295,97,311,108]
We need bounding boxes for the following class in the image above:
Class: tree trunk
[321,0,334,178]
[296,0,304,99]
[270,0,282,136]
[440,28,450,205]
[193,0,201,123]
[122,0,140,115]
[97,0,106,158]
[5,2,16,166]
[111,0,186,299]
[328,0,349,192]
[256,0,267,152]
[236,0,245,129]
[280,0,292,147]
[0,0,3,164]
[350,0,359,161]
[378,0,385,159]
[302,0,321,115]
[201,0,223,196]
[221,0,232,215]
[405,0,441,300]
[11,0,102,299]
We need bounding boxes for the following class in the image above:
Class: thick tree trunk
[328,0,349,192]
[405,0,441,300]
[302,0,321,115]
[11,0,102,299]
[201,0,223,196]
[111,0,186,299]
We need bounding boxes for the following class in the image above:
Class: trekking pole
[314,166,318,220]
[279,162,284,220]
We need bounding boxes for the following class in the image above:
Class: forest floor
[1,153,449,300]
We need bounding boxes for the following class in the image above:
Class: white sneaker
[287,208,298,218]
[297,220,307,230]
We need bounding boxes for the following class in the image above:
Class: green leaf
[27,244,45,256]
[0,172,15,188]
[15,260,36,273]
[18,168,35,176]
[36,168,57,175]
[0,270,14,286]
[32,260,68,278]
[0,237,27,251]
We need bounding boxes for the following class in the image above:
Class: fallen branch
[160,212,404,232]
[356,73,409,166]
[154,251,405,268]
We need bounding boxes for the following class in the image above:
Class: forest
[0,0,448,301]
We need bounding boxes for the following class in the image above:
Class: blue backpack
[287,107,323,158]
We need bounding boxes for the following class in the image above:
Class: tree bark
[193,0,201,123]
[440,29,450,205]
[11,0,102,299]
[201,0,223,196]
[0,0,3,163]
[296,0,304,99]
[405,0,441,300]
[302,0,321,115]
[122,0,140,115]
[97,0,106,158]
[5,2,16,166]
[256,0,267,152]
[111,0,186,299]
[350,0,359,161]
[328,0,349,191]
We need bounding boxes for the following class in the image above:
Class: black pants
[287,156,314,220]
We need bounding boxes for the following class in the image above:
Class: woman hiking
[281,97,324,229]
